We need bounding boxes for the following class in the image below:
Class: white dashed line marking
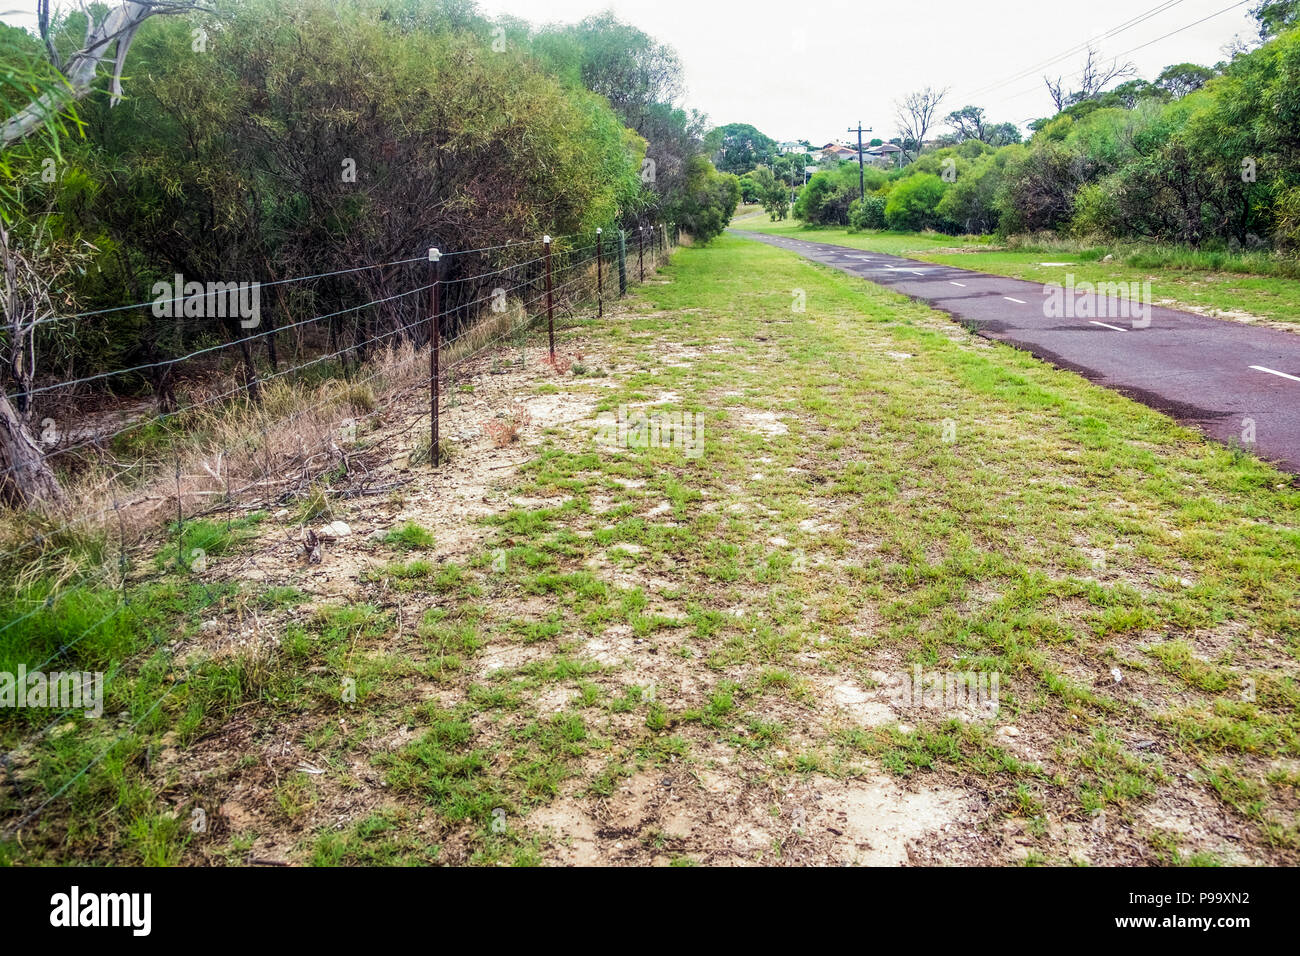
[949,281,966,287]
[1089,321,1128,332]
[1004,297,1026,304]
[1250,365,1300,383]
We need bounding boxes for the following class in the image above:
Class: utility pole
[847,121,872,201]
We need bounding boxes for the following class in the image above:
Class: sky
[3,0,1263,145]
[475,0,1261,143]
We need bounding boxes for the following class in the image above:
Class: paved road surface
[734,230,1300,475]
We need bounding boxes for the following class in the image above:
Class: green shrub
[884,173,949,231]
[848,194,887,231]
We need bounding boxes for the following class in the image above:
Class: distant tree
[1252,0,1299,39]
[737,172,764,204]
[707,122,778,175]
[748,166,789,220]
[895,86,948,162]
[945,105,1022,146]
[945,105,987,143]
[1044,46,1136,112]
[985,122,1023,146]
[1100,78,1165,108]
[667,156,740,243]
[1155,62,1216,99]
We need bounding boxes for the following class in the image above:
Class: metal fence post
[618,229,627,296]
[429,246,442,469]
[638,226,644,282]
[596,227,603,319]
[544,234,555,361]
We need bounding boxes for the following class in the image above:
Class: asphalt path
[734,229,1300,475]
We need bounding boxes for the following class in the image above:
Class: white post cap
[543,234,552,244]
[428,247,441,262]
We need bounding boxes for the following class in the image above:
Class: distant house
[863,143,903,167]
[824,144,858,161]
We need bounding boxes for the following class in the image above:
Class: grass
[382,522,436,551]
[733,214,1300,327]
[3,231,1296,866]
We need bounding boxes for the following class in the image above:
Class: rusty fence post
[544,234,555,361]
[429,246,442,468]
[638,226,644,282]
[618,229,627,295]
[596,227,603,319]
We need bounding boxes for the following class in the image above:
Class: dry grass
[482,403,532,448]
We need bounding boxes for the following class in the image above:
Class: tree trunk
[1,2,192,148]
[0,392,64,509]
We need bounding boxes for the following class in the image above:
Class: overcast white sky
[3,0,1262,144]
[478,0,1259,143]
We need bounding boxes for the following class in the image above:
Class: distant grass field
[735,217,1300,328]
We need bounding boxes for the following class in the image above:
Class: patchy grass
[4,232,1297,866]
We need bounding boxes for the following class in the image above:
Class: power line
[993,0,1255,109]
[962,0,1190,101]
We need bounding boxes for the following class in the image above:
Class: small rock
[320,520,352,538]
[1110,667,1123,683]
[997,725,1020,738]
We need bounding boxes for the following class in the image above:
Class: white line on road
[1250,365,1300,383]
[949,281,966,287]
[1089,320,1128,332]
[1004,296,1026,304]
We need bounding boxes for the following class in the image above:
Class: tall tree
[945,105,987,143]
[895,86,949,162]
[1155,62,1216,99]
[1044,46,1136,112]
[1252,0,1299,39]
[706,123,777,175]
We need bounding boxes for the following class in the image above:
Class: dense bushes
[795,164,886,225]
[667,157,741,242]
[790,25,1300,251]
[1,0,735,401]
[848,195,886,231]
[883,174,949,231]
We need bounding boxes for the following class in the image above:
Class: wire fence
[0,220,679,838]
